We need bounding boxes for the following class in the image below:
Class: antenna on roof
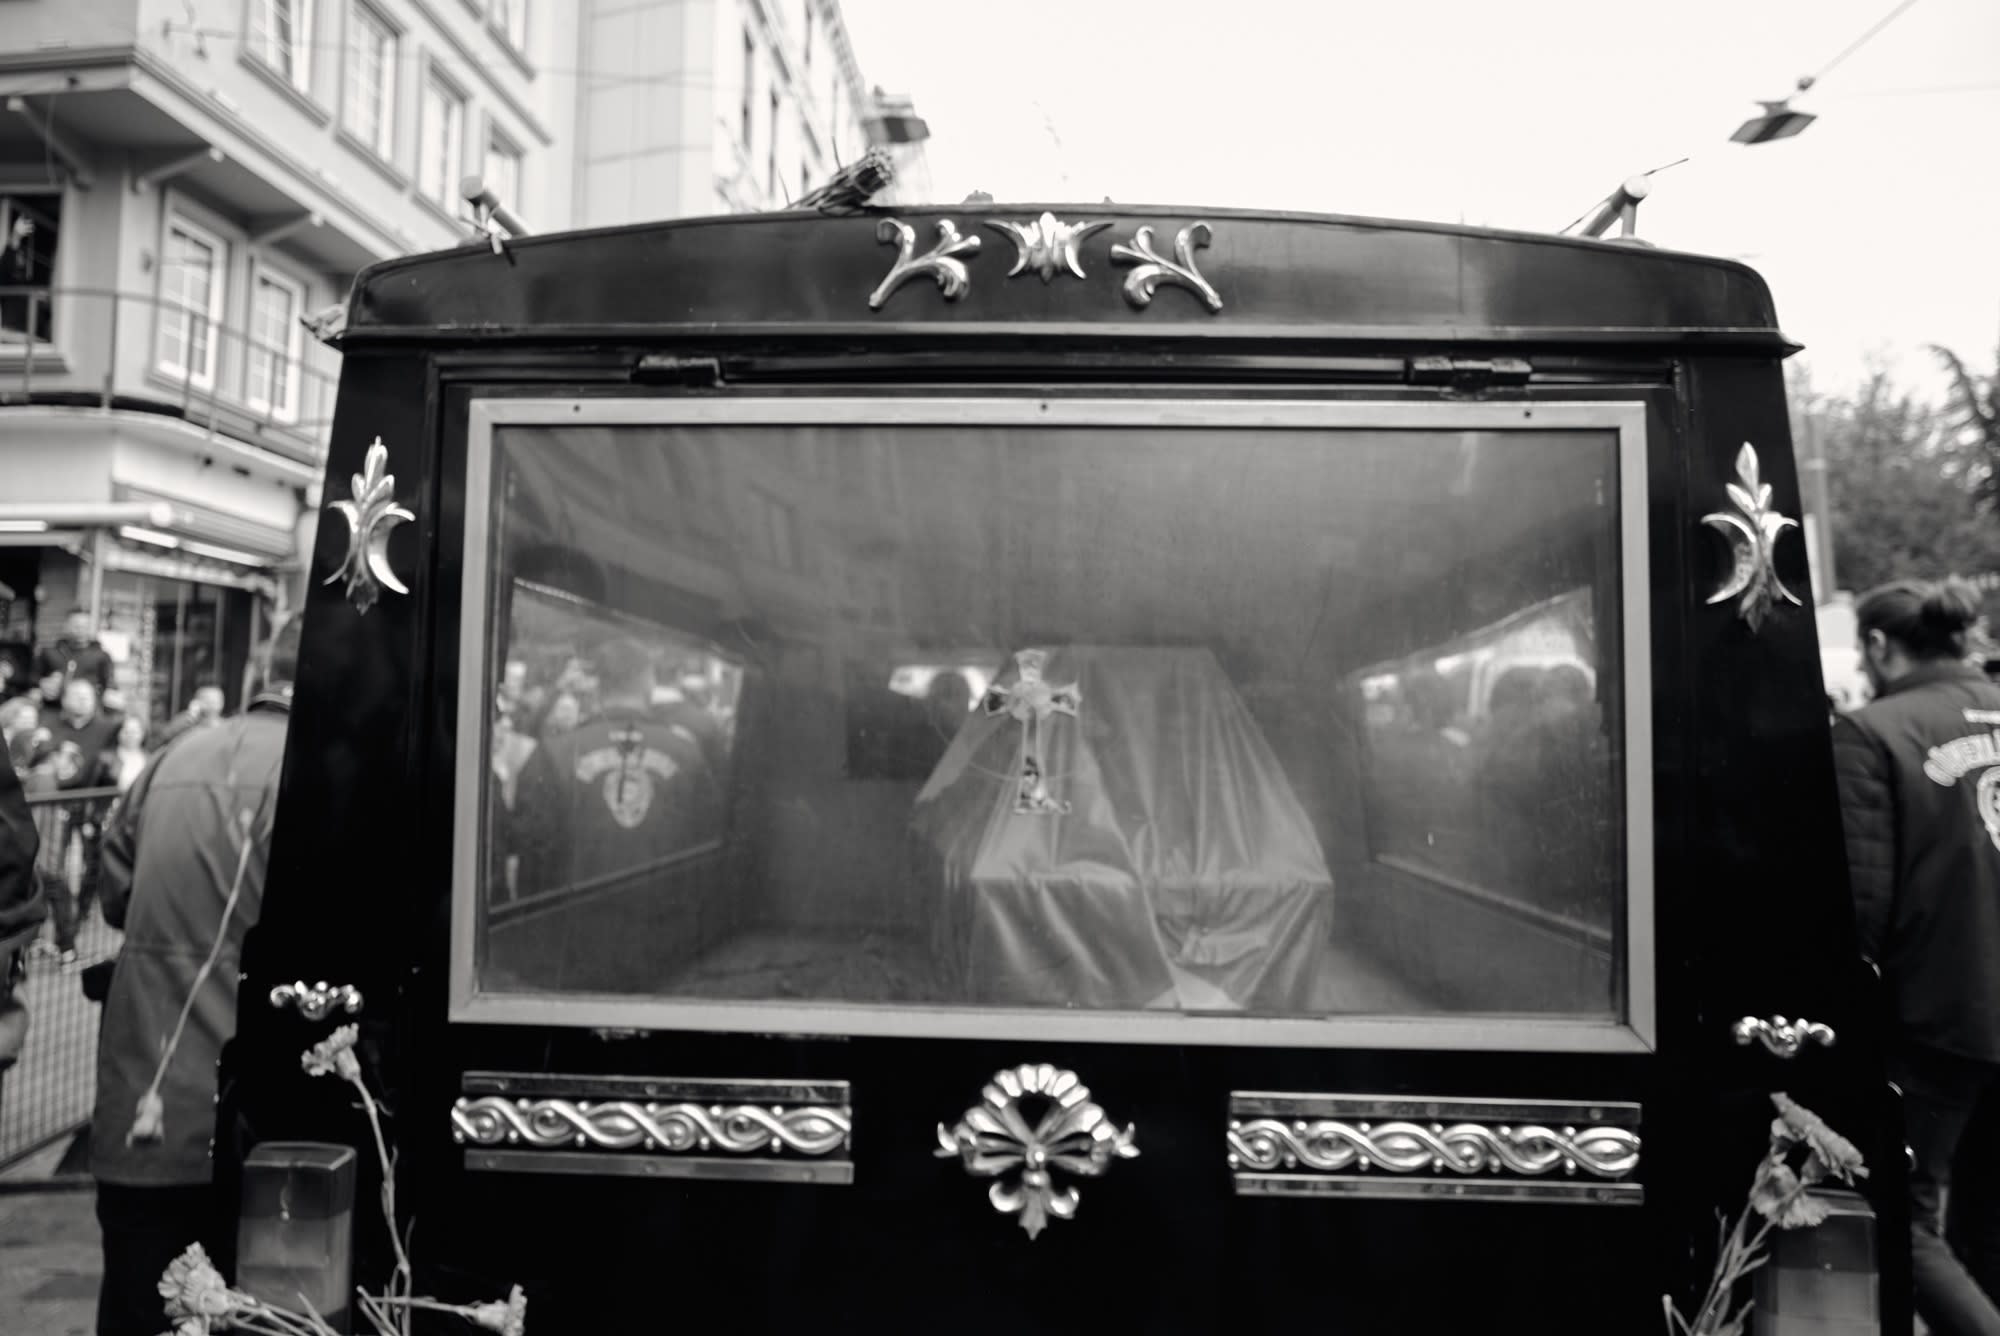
[1559,157,1688,242]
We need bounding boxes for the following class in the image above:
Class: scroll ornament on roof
[325,437,415,616]
[982,649,1081,816]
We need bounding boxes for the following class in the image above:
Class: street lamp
[1732,78,1820,144]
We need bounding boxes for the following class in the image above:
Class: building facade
[0,0,565,721]
[566,0,929,226]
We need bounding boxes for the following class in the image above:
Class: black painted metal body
[221,206,1907,1333]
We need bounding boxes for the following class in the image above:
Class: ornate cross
[982,649,1081,815]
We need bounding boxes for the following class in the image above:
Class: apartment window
[0,192,60,344]
[156,216,227,389]
[484,129,523,212]
[250,0,315,94]
[246,268,305,422]
[344,3,396,160]
[739,29,755,148]
[491,0,528,51]
[417,70,468,210]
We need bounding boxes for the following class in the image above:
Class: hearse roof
[336,202,1791,354]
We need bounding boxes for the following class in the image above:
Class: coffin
[911,646,1335,1010]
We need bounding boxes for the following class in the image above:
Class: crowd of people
[0,609,227,963]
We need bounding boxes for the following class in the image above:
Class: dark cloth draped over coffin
[910,646,1334,1011]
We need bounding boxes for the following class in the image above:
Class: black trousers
[95,1181,231,1336]
[1891,1043,2000,1336]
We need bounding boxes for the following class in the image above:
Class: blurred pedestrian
[1,695,44,774]
[89,617,298,1336]
[95,716,150,795]
[153,682,226,749]
[43,678,118,962]
[33,607,113,697]
[0,732,44,1079]
[1832,575,2000,1335]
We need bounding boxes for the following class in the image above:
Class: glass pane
[471,419,1629,1023]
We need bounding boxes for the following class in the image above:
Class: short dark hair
[1858,577,1983,661]
[264,616,303,688]
[593,638,654,696]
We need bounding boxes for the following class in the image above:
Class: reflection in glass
[471,421,1627,1021]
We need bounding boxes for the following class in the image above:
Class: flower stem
[130,811,258,1139]
[349,1075,414,1335]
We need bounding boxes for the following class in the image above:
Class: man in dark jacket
[89,618,296,1336]
[33,608,114,698]
[0,750,44,1076]
[512,637,723,901]
[1833,577,2000,1336]
[43,677,121,960]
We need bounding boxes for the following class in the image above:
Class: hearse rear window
[450,399,1653,1049]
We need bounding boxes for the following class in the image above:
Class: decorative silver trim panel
[1703,443,1801,631]
[324,437,414,615]
[1227,1093,1642,1205]
[268,980,363,1020]
[1733,1015,1836,1058]
[868,218,980,310]
[454,1073,852,1184]
[985,213,1112,283]
[936,1064,1139,1238]
[1110,222,1222,312]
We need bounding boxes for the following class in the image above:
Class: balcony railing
[0,286,339,466]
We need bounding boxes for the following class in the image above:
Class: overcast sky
[840,0,1998,399]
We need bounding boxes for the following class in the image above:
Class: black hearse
[222,199,1905,1333]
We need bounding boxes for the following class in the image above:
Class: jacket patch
[1923,729,2000,786]
[1980,770,2000,852]
[575,729,681,830]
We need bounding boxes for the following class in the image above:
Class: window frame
[490,0,529,53]
[341,0,399,164]
[154,212,229,390]
[416,62,470,212]
[0,189,63,346]
[449,396,1656,1053]
[248,0,316,95]
[244,264,306,423]
[482,123,524,213]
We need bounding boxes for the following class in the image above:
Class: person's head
[60,677,97,722]
[593,639,656,706]
[1856,577,1984,693]
[36,669,62,702]
[262,616,303,695]
[62,607,91,642]
[1544,663,1593,710]
[545,691,581,734]
[117,715,147,750]
[926,670,973,727]
[0,696,35,739]
[193,683,226,718]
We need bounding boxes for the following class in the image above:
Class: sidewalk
[0,1165,99,1336]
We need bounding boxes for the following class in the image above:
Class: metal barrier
[0,787,122,1178]
[0,285,337,468]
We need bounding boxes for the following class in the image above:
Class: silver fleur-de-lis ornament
[1703,442,1802,632]
[325,437,414,615]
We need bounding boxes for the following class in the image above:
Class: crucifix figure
[982,649,1082,815]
